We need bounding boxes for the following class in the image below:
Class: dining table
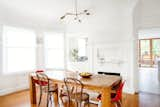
[29,70,122,107]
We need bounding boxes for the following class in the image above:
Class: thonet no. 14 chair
[36,72,58,107]
[61,78,90,107]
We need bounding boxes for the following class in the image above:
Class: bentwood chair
[61,78,90,107]
[36,72,58,107]
[34,70,46,106]
[34,70,45,85]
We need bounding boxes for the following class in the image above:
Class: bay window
[2,26,36,74]
[44,32,64,70]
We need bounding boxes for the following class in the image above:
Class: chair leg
[60,95,64,105]
[118,100,122,107]
[113,102,118,107]
[56,90,59,106]
[49,93,53,107]
[115,101,123,107]
[77,102,79,107]
[52,90,59,107]
[47,93,50,107]
[38,87,43,107]
[97,101,101,107]
[87,98,90,107]
[67,100,71,107]
[83,99,90,107]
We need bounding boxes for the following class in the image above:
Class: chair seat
[41,85,58,93]
[49,86,58,92]
[34,80,48,86]
[60,91,68,97]
[71,92,89,101]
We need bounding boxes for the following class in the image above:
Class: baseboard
[123,87,135,94]
[0,85,29,96]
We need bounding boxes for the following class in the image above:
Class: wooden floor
[0,90,160,107]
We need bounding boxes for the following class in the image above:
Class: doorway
[138,30,160,94]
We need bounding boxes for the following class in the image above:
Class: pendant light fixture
[60,0,90,23]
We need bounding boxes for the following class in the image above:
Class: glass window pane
[78,38,86,56]
[3,26,36,47]
[3,26,36,74]
[152,39,160,59]
[6,48,36,73]
[140,40,151,59]
[44,32,64,69]
[45,49,64,69]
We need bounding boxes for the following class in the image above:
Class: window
[78,38,87,57]
[69,37,88,62]
[139,38,160,67]
[152,39,160,58]
[44,32,64,69]
[3,26,36,74]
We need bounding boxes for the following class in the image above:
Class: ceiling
[0,0,93,28]
[0,0,130,28]
[0,0,159,42]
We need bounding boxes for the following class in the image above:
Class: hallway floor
[139,67,160,94]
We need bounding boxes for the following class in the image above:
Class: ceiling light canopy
[60,0,90,23]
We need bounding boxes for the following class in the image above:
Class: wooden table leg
[29,75,37,107]
[53,84,59,107]
[101,87,111,107]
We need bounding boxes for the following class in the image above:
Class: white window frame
[44,32,65,70]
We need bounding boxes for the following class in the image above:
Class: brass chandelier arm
[65,11,89,16]
[66,13,77,15]
[60,0,90,22]
[78,12,88,15]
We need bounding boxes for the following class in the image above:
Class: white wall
[36,31,45,70]
[89,1,138,93]
[90,41,136,94]
[0,25,2,76]
[0,73,29,96]
[140,0,160,28]
[93,43,127,74]
[139,28,160,39]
